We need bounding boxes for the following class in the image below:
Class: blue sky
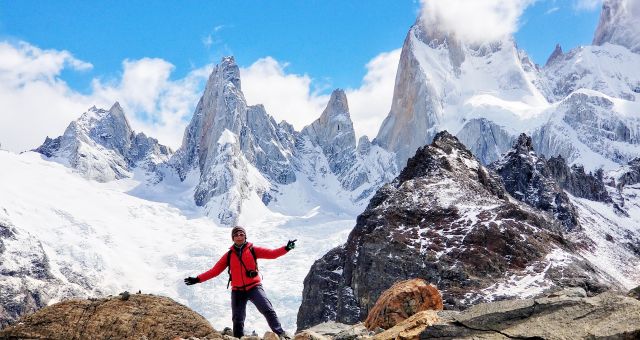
[0,0,603,152]
[1,1,600,90]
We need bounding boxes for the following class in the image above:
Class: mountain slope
[0,149,355,333]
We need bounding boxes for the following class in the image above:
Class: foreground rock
[422,291,640,339]
[0,293,223,339]
[364,279,442,330]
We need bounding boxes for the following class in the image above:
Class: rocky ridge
[297,131,617,330]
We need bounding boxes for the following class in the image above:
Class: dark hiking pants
[231,284,284,338]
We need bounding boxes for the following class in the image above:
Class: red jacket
[197,242,288,291]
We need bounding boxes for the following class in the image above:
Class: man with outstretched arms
[184,226,296,339]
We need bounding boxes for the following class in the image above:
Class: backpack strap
[226,249,232,289]
[249,246,258,271]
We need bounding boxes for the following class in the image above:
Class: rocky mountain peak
[218,56,241,90]
[34,103,170,182]
[298,131,614,329]
[397,130,490,188]
[301,89,356,175]
[593,0,640,53]
[325,89,349,117]
[513,133,534,154]
[545,43,564,66]
[490,134,580,231]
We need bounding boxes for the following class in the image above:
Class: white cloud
[0,42,94,152]
[0,40,400,154]
[0,41,210,153]
[240,57,329,129]
[240,52,401,141]
[202,35,214,49]
[419,0,535,44]
[346,49,401,140]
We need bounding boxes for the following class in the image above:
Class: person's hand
[285,239,297,251]
[184,276,200,285]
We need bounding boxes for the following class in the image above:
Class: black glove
[184,276,200,285]
[285,239,297,251]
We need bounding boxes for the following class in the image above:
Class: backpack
[226,246,258,289]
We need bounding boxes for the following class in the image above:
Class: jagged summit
[490,133,580,231]
[593,0,640,53]
[301,89,356,175]
[545,43,563,66]
[170,58,397,224]
[34,103,170,182]
[374,18,548,168]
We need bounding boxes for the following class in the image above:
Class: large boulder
[0,293,223,339]
[364,279,442,330]
[421,292,640,339]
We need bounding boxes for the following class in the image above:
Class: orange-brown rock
[0,293,223,339]
[364,278,443,330]
[374,310,440,340]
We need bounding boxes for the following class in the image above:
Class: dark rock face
[490,134,579,231]
[297,131,613,331]
[0,294,223,339]
[617,158,640,189]
[547,155,612,202]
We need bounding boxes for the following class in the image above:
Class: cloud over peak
[419,0,534,44]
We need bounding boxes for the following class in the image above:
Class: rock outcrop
[364,278,442,330]
[422,291,640,339]
[0,210,89,328]
[547,155,612,203]
[0,294,222,339]
[297,131,615,330]
[490,133,580,231]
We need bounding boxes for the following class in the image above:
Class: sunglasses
[233,233,246,237]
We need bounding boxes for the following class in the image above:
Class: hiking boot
[278,331,292,340]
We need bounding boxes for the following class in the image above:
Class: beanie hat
[231,226,246,238]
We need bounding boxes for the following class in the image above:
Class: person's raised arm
[254,240,296,259]
[184,251,228,285]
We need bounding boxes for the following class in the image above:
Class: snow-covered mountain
[374,0,640,171]
[168,56,397,225]
[34,102,171,183]
[593,0,640,53]
[373,19,549,167]
[0,149,357,333]
[298,132,639,329]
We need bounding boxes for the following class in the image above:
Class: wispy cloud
[545,6,560,14]
[202,35,214,49]
[419,0,536,43]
